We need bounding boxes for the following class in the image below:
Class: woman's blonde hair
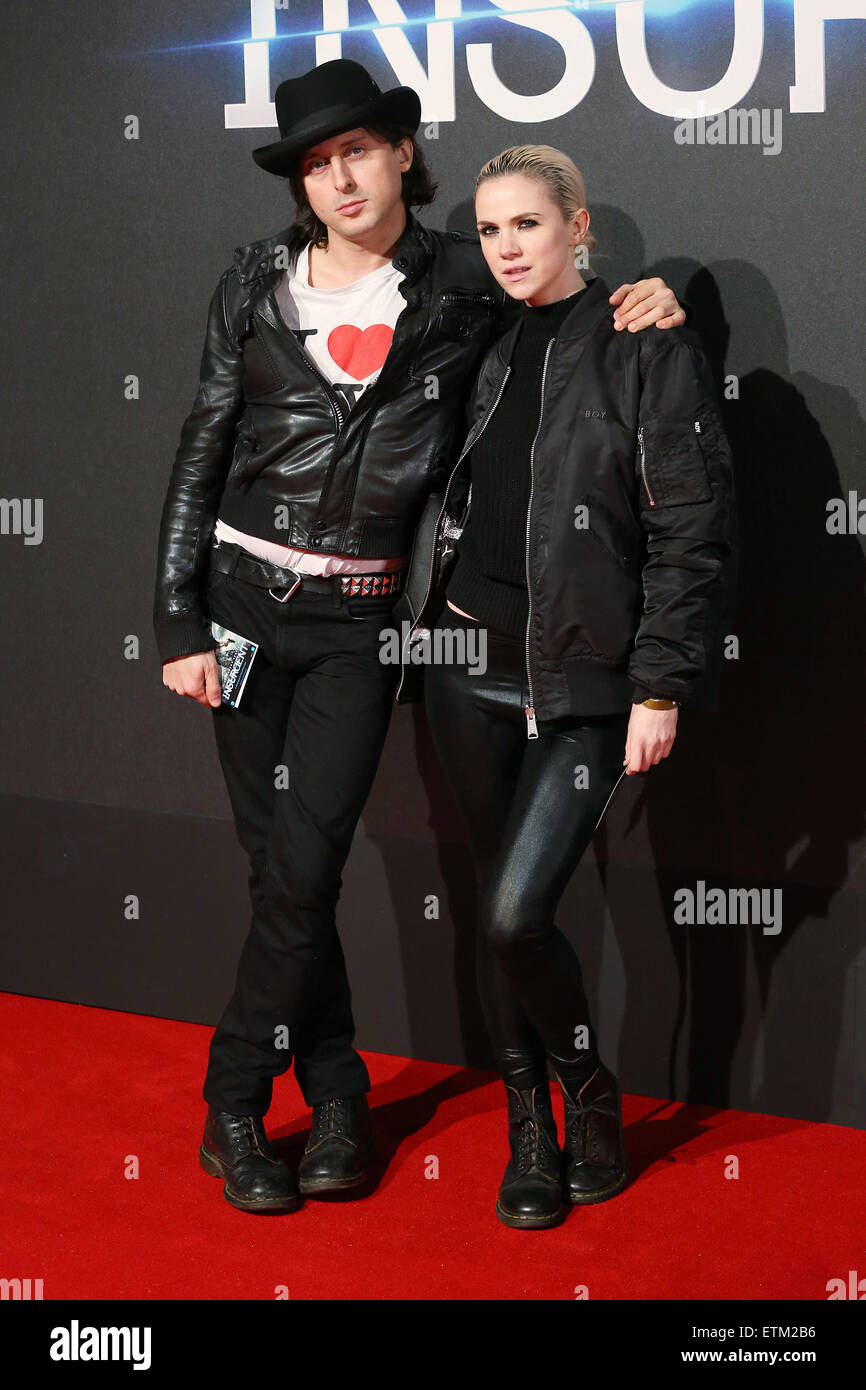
[475,144,597,259]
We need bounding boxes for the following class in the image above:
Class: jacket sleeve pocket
[639,421,712,508]
[628,333,736,707]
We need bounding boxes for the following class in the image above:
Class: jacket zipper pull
[524,705,539,739]
[638,425,655,507]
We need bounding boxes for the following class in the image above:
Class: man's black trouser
[202,559,399,1116]
[423,606,630,1092]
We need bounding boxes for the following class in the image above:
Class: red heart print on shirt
[328,324,393,379]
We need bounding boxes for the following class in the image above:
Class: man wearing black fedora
[154,58,684,1214]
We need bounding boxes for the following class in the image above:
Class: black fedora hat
[252,59,422,176]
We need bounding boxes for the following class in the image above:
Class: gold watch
[640,697,679,710]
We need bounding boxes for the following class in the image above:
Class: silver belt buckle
[268,567,302,603]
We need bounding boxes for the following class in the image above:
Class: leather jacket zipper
[298,339,345,431]
[638,425,654,507]
[308,357,345,431]
[396,362,512,696]
[255,296,348,534]
[524,339,555,739]
[255,298,345,433]
[333,288,426,551]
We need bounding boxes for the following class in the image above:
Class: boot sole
[199,1146,302,1213]
[298,1169,369,1195]
[567,1168,629,1205]
[495,1199,566,1230]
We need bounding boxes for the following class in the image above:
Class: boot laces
[561,1080,615,1153]
[510,1102,555,1174]
[311,1097,352,1142]
[229,1114,267,1157]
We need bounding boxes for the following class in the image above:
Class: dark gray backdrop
[2,2,864,1126]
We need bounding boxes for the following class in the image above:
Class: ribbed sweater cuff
[154,611,219,665]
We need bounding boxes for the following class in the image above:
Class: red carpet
[2,992,863,1301]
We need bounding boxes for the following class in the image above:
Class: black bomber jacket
[152,210,515,663]
[392,275,737,732]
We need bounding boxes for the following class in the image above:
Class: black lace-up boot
[199,1110,301,1213]
[495,1081,565,1229]
[297,1094,374,1194]
[555,1062,628,1204]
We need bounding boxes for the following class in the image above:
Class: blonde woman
[402,147,735,1228]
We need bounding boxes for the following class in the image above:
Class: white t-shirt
[275,239,406,415]
[214,240,407,573]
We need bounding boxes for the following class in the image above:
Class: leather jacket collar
[230,208,434,289]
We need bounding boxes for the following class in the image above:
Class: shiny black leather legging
[423,605,630,1091]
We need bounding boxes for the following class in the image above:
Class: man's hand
[623,703,678,774]
[610,278,685,332]
[162,651,222,708]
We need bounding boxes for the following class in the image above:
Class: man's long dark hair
[282,122,437,257]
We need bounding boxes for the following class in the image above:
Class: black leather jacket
[153,211,513,663]
[392,275,736,731]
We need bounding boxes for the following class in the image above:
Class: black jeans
[202,563,399,1115]
[423,605,630,1092]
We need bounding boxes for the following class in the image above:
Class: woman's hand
[623,703,678,774]
[610,278,685,332]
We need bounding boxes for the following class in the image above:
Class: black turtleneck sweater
[445,284,591,639]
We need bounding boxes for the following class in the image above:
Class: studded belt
[209,540,404,604]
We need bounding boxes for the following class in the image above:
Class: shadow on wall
[386,205,866,1125]
[644,253,866,1124]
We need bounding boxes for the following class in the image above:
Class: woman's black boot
[495,1081,566,1229]
[555,1062,628,1205]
